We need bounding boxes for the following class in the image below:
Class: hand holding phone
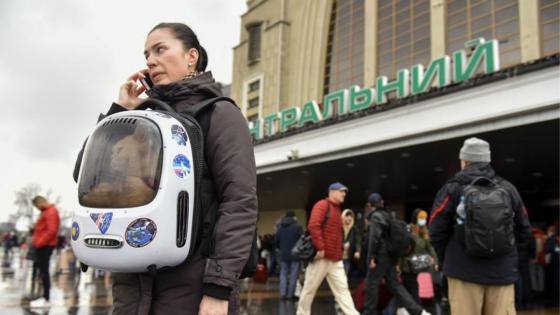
[118,70,150,110]
[140,74,153,91]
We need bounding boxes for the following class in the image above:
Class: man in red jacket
[297,182,359,315]
[29,196,60,308]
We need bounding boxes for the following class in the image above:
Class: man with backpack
[362,193,430,315]
[429,137,532,315]
[296,182,359,315]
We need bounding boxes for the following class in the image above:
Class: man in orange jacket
[29,196,60,308]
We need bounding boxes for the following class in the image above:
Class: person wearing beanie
[362,194,431,315]
[429,137,532,315]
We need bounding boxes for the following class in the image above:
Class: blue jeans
[280,260,300,298]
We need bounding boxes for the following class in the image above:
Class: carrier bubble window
[78,117,163,208]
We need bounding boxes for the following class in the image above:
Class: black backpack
[387,217,415,257]
[137,97,258,278]
[463,176,515,257]
[374,211,415,257]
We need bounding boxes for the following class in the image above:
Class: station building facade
[231,0,560,234]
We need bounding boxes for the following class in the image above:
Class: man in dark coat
[276,211,303,300]
[362,193,429,315]
[429,137,532,315]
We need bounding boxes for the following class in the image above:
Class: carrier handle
[135,99,177,113]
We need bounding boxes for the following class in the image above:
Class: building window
[247,114,259,124]
[377,0,431,80]
[540,0,560,57]
[248,97,259,109]
[247,23,262,62]
[249,80,260,92]
[446,0,521,68]
[324,0,365,95]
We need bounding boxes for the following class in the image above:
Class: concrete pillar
[519,0,541,62]
[364,0,378,87]
[431,0,446,59]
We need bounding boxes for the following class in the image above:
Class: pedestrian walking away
[429,137,532,315]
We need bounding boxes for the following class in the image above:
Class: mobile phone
[140,74,154,90]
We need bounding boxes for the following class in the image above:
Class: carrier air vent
[84,236,123,249]
[102,118,138,127]
[177,191,189,247]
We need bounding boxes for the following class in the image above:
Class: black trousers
[402,272,421,305]
[36,246,55,300]
[363,254,422,315]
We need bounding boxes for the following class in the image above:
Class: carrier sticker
[71,222,80,241]
[171,125,188,146]
[126,218,157,248]
[173,154,191,178]
[90,212,113,234]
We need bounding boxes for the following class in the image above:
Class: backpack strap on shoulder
[181,96,237,117]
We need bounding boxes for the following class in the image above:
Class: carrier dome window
[78,117,163,208]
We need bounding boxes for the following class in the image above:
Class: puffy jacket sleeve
[202,102,257,298]
[308,200,328,251]
[32,209,59,248]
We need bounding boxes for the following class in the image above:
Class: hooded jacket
[73,72,257,311]
[275,216,303,261]
[341,209,360,260]
[429,163,531,285]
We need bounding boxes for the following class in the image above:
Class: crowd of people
[256,137,559,315]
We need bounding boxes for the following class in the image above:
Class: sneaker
[420,310,432,315]
[396,307,410,315]
[29,297,50,308]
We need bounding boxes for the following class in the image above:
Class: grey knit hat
[459,137,491,163]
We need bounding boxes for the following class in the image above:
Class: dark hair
[150,22,208,72]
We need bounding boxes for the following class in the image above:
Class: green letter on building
[376,69,410,104]
[453,38,500,83]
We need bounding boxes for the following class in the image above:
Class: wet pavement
[0,249,557,315]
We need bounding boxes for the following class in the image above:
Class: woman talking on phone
[73,22,257,315]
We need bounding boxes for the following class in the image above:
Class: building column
[519,0,541,62]
[431,0,446,59]
[364,0,378,87]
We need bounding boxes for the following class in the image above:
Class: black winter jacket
[73,72,257,308]
[275,216,303,262]
[429,163,531,285]
[367,208,391,262]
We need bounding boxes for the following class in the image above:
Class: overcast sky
[0,0,246,223]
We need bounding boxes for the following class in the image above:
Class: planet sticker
[171,125,188,146]
[173,154,191,178]
[126,218,157,248]
[71,222,80,241]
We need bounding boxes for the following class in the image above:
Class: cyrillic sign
[249,38,500,140]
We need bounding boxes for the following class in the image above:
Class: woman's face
[144,28,197,85]
[344,216,353,226]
